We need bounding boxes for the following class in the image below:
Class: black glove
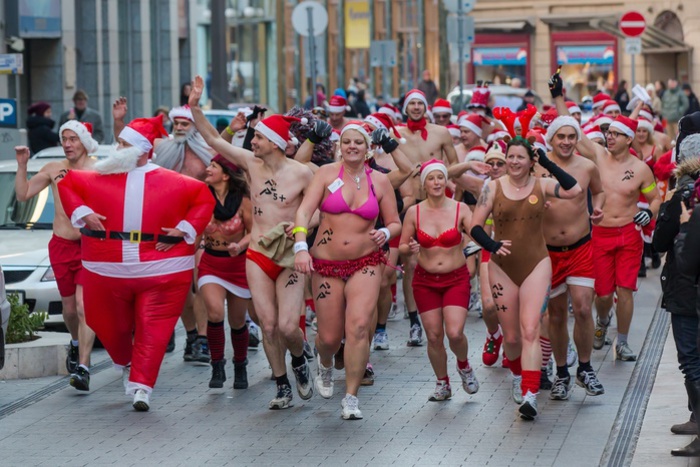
[247,105,267,123]
[470,225,503,254]
[536,148,577,190]
[307,120,332,144]
[371,128,399,153]
[633,208,653,227]
[548,71,563,99]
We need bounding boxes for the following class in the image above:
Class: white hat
[402,89,428,115]
[168,105,194,122]
[545,116,581,143]
[60,120,99,154]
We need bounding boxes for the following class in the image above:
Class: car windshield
[0,173,54,229]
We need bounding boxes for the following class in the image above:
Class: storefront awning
[475,17,535,32]
[539,13,693,54]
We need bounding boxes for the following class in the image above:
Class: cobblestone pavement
[0,267,694,466]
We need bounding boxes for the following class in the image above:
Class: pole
[382,44,389,99]
[457,2,464,111]
[385,0,391,100]
[307,6,317,108]
[210,0,228,109]
[15,74,21,128]
[631,53,636,91]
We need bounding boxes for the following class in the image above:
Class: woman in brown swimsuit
[470,138,582,420]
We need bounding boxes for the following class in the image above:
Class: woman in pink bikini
[399,159,483,402]
[198,155,253,391]
[293,122,401,420]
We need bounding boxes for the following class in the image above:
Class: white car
[0,264,11,369]
[0,159,63,325]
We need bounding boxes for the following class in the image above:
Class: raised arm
[14,146,52,202]
[536,149,582,199]
[112,97,128,141]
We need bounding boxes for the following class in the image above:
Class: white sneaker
[315,360,334,399]
[341,394,363,420]
[566,341,578,367]
[122,365,131,392]
[512,375,523,404]
[457,367,479,395]
[132,389,150,411]
[387,303,399,320]
[428,381,452,401]
[519,390,538,420]
[372,331,390,350]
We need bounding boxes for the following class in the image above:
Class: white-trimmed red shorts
[548,235,595,299]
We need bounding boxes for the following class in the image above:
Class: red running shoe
[502,354,510,368]
[482,334,503,367]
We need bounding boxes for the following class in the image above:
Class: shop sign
[473,47,527,66]
[556,46,614,65]
[345,0,371,49]
[0,54,24,75]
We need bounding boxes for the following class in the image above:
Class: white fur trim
[60,120,99,154]
[639,110,654,121]
[609,121,635,138]
[432,105,452,115]
[603,103,621,114]
[596,116,613,127]
[328,104,346,114]
[459,120,483,137]
[567,105,582,114]
[254,121,288,150]
[545,116,581,143]
[466,149,486,162]
[341,123,371,145]
[448,127,461,138]
[119,126,153,154]
[175,220,196,245]
[586,130,605,141]
[378,107,394,116]
[82,256,194,278]
[70,205,95,228]
[364,115,387,131]
[420,162,448,185]
[487,131,510,143]
[637,119,654,133]
[402,91,428,114]
[168,106,193,122]
[197,276,251,299]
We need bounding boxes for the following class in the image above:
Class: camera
[678,177,698,209]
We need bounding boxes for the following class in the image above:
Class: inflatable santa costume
[58,116,215,411]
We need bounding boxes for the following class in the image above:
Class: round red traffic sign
[620,11,646,37]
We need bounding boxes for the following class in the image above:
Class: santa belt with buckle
[80,228,183,244]
[546,233,591,253]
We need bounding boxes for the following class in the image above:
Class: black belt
[80,227,184,244]
[204,247,247,257]
[546,233,591,253]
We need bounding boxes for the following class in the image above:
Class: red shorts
[246,248,285,281]
[481,250,491,263]
[388,235,400,249]
[48,234,83,297]
[412,264,471,313]
[548,236,595,298]
[197,249,250,299]
[592,223,643,296]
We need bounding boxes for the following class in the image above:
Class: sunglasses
[487,161,506,168]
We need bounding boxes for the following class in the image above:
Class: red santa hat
[402,89,429,115]
[168,104,194,122]
[592,113,614,128]
[328,95,351,114]
[468,86,491,109]
[584,125,605,142]
[446,124,461,138]
[118,116,168,157]
[466,145,487,162]
[487,129,511,143]
[526,129,548,153]
[254,114,308,150]
[639,109,654,121]
[545,116,581,143]
[603,100,621,115]
[459,114,487,138]
[432,98,452,115]
[419,159,448,185]
[565,101,582,115]
[637,117,654,133]
[592,92,611,109]
[364,112,406,143]
[60,120,99,154]
[608,115,638,138]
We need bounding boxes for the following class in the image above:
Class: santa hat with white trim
[608,115,638,138]
[402,89,429,115]
[446,124,461,138]
[603,100,621,115]
[119,116,169,157]
[327,95,351,114]
[639,109,654,122]
[340,121,373,145]
[545,115,581,143]
[584,125,605,142]
[468,86,491,109]
[565,101,582,115]
[459,114,487,138]
[637,117,654,133]
[432,98,452,115]
[60,120,99,154]
[592,113,614,128]
[465,145,487,162]
[168,104,194,122]
[364,112,406,143]
[592,92,611,109]
[254,114,308,150]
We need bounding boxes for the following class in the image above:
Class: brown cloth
[257,221,295,269]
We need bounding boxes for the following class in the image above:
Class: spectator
[417,70,439,105]
[647,83,663,116]
[614,80,630,113]
[353,89,371,118]
[517,90,536,112]
[656,80,667,99]
[153,106,172,134]
[303,83,326,110]
[180,82,192,106]
[683,84,700,116]
[662,78,690,138]
[58,90,105,143]
[26,101,60,155]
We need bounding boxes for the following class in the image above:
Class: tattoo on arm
[554,183,561,198]
[478,184,491,207]
[316,281,331,300]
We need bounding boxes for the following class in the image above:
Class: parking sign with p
[0,99,18,128]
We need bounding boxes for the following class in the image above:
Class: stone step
[0,332,70,380]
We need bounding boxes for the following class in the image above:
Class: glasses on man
[607,130,626,139]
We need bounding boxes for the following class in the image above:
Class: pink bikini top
[320,165,380,221]
[204,213,244,236]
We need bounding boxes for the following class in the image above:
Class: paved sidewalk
[0,266,693,466]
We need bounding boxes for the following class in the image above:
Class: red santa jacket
[59,163,215,278]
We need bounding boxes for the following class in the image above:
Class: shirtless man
[113,99,213,362]
[397,89,459,346]
[539,88,607,400]
[14,121,97,391]
[327,95,350,131]
[189,75,315,409]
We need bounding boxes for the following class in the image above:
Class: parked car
[446,85,544,113]
[0,264,11,369]
[0,159,62,324]
[32,144,114,159]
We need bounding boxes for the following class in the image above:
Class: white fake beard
[95,146,144,174]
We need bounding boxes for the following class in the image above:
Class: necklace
[509,176,530,191]
[345,166,364,190]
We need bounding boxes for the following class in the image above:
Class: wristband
[225,125,235,136]
[292,226,308,235]
[378,227,391,243]
[294,242,309,254]
[641,181,657,194]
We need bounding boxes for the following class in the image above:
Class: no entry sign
[620,11,646,37]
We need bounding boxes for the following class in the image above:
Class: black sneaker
[66,341,79,374]
[191,336,211,363]
[209,359,226,388]
[576,368,605,396]
[233,360,248,389]
[70,366,90,391]
[292,361,314,400]
[269,384,293,410]
[303,340,314,361]
[539,367,552,391]
[165,331,175,353]
[550,375,572,401]
[183,336,195,361]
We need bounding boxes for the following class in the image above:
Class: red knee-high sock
[207,321,225,362]
[540,336,552,368]
[230,325,249,363]
[509,356,522,376]
[305,298,315,312]
[521,370,541,396]
[299,315,307,340]
[390,283,397,303]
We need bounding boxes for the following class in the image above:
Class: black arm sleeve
[652,197,682,253]
[470,225,503,254]
[676,206,700,277]
[242,126,255,151]
[537,149,577,190]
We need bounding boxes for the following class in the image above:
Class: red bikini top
[416,203,462,249]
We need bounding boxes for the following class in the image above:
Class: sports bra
[416,203,462,249]
[320,165,380,221]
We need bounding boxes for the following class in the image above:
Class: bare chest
[400,131,444,164]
